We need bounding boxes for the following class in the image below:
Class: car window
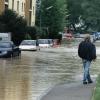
[39,39,49,44]
[48,39,53,44]
[0,42,11,48]
[21,41,36,45]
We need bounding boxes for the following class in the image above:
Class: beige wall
[8,0,25,17]
[10,0,36,26]
[0,0,5,14]
[0,0,36,26]
[32,0,36,26]
[25,0,36,26]
[25,0,30,25]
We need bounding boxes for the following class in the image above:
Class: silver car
[19,40,37,51]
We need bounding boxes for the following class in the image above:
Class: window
[24,3,25,12]
[33,6,34,15]
[17,1,19,12]
[22,3,23,12]
[12,0,14,10]
[30,0,32,9]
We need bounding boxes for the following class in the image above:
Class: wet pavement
[40,81,96,100]
[0,39,100,100]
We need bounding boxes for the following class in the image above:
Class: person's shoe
[83,81,87,84]
[88,80,93,84]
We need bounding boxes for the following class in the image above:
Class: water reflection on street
[0,40,100,100]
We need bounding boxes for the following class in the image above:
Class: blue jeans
[82,59,92,82]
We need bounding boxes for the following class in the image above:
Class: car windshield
[0,42,11,48]
[21,41,36,45]
[39,39,49,44]
[48,39,53,44]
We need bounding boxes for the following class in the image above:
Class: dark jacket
[78,41,96,61]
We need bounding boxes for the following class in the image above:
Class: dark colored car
[0,41,21,58]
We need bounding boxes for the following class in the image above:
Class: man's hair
[84,34,91,42]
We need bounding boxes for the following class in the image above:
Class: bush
[0,9,27,45]
[92,75,100,100]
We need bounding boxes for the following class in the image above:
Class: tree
[67,0,100,33]
[35,0,41,26]
[81,0,100,32]
[26,26,37,39]
[36,0,67,39]
[0,9,27,45]
[67,0,84,33]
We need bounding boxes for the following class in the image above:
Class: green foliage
[67,0,83,24]
[36,0,67,39]
[67,0,84,33]
[26,26,37,39]
[25,34,32,40]
[92,75,100,100]
[81,0,100,32]
[67,0,100,33]
[0,9,27,45]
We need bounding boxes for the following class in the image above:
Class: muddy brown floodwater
[0,39,100,100]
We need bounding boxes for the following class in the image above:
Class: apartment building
[0,0,36,26]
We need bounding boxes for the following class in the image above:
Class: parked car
[74,33,80,38]
[38,39,52,48]
[0,41,21,58]
[48,39,53,47]
[92,32,100,40]
[19,40,37,51]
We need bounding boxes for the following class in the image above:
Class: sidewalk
[40,82,96,100]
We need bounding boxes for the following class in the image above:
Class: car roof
[39,39,48,40]
[22,40,36,41]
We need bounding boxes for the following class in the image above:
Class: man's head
[84,34,91,42]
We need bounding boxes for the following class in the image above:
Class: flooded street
[0,40,100,100]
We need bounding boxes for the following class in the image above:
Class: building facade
[0,0,36,26]
[25,0,36,26]
[0,0,5,14]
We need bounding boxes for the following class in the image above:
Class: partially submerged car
[93,32,100,40]
[0,41,21,58]
[19,40,37,51]
[48,39,53,47]
[38,39,53,48]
